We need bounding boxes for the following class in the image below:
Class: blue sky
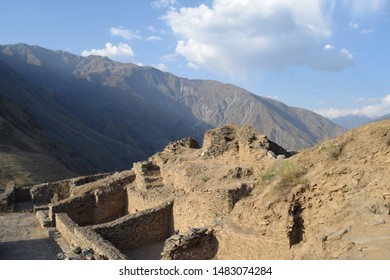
[1,0,389,118]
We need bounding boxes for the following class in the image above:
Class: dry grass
[258,161,307,195]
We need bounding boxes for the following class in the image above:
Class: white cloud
[342,0,387,18]
[187,62,199,69]
[146,35,163,42]
[81,42,134,62]
[360,28,374,35]
[161,53,179,62]
[153,63,168,71]
[349,22,360,30]
[316,94,390,118]
[110,27,142,40]
[349,22,375,35]
[152,0,178,9]
[164,0,355,77]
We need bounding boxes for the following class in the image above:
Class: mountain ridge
[0,43,344,186]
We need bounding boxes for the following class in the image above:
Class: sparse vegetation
[327,144,343,160]
[259,169,275,184]
[258,161,307,194]
[201,176,210,183]
[276,161,307,189]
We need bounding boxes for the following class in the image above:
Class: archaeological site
[1,121,390,260]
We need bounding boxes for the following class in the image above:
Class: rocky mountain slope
[0,43,343,186]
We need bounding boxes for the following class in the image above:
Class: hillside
[214,120,390,259]
[0,92,75,188]
[0,43,343,186]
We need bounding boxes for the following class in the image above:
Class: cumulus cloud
[110,27,142,40]
[81,42,134,61]
[316,94,390,118]
[164,0,355,76]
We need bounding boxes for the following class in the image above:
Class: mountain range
[331,114,390,129]
[0,43,344,187]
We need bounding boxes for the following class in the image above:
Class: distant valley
[0,43,344,187]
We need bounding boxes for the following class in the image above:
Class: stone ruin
[0,125,291,260]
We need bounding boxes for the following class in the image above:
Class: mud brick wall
[93,202,173,251]
[55,213,126,260]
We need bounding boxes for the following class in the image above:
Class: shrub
[276,161,306,188]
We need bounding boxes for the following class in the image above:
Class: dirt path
[0,205,61,260]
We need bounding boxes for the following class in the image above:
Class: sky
[1,0,390,119]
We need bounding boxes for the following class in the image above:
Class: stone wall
[93,202,173,251]
[30,173,113,205]
[50,182,128,226]
[173,183,252,231]
[31,180,73,205]
[0,185,14,212]
[126,186,172,214]
[55,213,126,260]
[94,184,127,224]
[161,227,218,260]
[50,192,96,226]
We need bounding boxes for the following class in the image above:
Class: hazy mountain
[375,113,390,122]
[0,43,344,184]
[331,114,374,129]
[331,113,390,129]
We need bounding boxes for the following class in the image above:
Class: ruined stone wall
[55,213,126,260]
[50,183,128,226]
[93,202,173,251]
[126,187,172,214]
[173,183,252,231]
[0,185,14,212]
[50,192,96,226]
[94,184,127,224]
[31,180,73,205]
[161,228,218,260]
[30,173,114,205]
